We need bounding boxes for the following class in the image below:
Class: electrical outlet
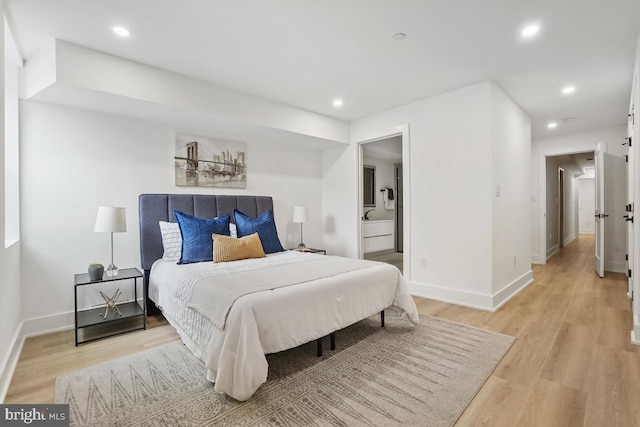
[419,257,427,268]
[513,255,517,266]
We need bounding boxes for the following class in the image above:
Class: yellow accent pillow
[213,232,266,263]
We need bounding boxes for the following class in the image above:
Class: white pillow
[159,220,237,263]
[159,221,182,262]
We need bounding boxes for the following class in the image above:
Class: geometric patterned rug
[55,316,514,426]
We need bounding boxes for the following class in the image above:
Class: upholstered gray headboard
[139,194,274,313]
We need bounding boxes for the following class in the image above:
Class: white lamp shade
[94,206,127,233]
[292,205,307,223]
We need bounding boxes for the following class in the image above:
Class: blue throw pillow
[233,209,284,254]
[174,211,231,264]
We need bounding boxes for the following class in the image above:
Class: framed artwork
[174,134,247,188]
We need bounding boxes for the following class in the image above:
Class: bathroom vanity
[362,220,395,253]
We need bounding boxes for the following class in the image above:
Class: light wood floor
[5,235,639,426]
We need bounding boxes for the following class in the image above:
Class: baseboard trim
[0,311,75,402]
[531,254,544,265]
[563,234,576,246]
[0,322,24,403]
[546,244,559,260]
[605,261,626,274]
[632,316,640,346]
[410,282,494,311]
[492,270,534,311]
[21,311,75,338]
[411,270,534,312]
[579,230,594,235]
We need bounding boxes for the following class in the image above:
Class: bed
[139,194,418,401]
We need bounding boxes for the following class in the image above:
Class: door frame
[394,162,403,253]
[558,167,565,249]
[537,145,596,265]
[594,142,607,277]
[356,124,411,283]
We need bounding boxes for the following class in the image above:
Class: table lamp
[293,205,307,248]
[94,206,127,276]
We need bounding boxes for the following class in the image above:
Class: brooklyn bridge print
[175,134,247,188]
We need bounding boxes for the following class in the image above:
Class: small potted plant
[88,263,104,281]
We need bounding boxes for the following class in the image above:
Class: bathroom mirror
[363,165,376,207]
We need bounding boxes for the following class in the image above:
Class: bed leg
[381,310,385,328]
[316,338,322,357]
[330,332,336,350]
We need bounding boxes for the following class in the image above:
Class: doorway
[542,149,626,276]
[545,153,591,259]
[358,127,410,279]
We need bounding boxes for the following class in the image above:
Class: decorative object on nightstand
[293,205,307,248]
[98,289,122,319]
[87,263,104,281]
[94,206,127,276]
[74,268,145,346]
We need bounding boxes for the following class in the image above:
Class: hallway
[416,234,638,426]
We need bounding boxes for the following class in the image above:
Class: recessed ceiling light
[112,26,131,37]
[547,122,558,129]
[392,33,407,41]
[332,99,343,107]
[521,23,540,38]
[562,86,576,94]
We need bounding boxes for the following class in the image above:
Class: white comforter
[149,251,419,401]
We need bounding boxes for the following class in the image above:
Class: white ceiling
[6,0,640,138]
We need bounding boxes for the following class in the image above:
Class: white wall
[4,19,18,243]
[630,35,640,345]
[19,100,325,324]
[531,125,627,263]
[322,144,358,258]
[328,80,531,310]
[545,157,560,257]
[348,82,494,304]
[579,178,595,234]
[564,174,578,245]
[490,83,532,296]
[362,155,395,221]
[0,10,22,403]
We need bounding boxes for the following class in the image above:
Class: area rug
[55,316,514,426]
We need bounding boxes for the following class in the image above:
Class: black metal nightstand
[289,248,327,255]
[74,268,146,346]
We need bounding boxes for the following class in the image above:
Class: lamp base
[298,242,306,248]
[106,263,119,277]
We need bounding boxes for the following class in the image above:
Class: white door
[595,143,627,278]
[627,104,635,298]
[604,152,626,274]
[595,143,605,277]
